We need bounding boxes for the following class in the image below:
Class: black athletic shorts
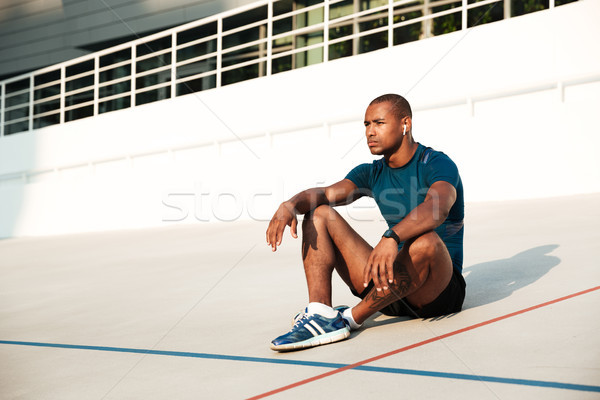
[352,267,466,319]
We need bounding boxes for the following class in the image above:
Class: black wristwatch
[382,229,401,244]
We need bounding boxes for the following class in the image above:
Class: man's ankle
[306,302,337,318]
[342,307,362,330]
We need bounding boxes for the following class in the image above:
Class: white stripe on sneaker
[309,320,326,335]
[304,324,318,337]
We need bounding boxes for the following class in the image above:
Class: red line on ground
[248,285,600,400]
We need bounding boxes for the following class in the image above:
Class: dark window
[100,48,131,68]
[65,105,94,122]
[177,58,217,79]
[66,60,94,77]
[222,62,265,86]
[34,113,60,129]
[99,96,131,114]
[136,86,171,106]
[137,36,172,57]
[176,75,217,95]
[177,22,218,45]
[34,70,60,86]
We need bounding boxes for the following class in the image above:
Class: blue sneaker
[331,306,362,331]
[291,305,349,326]
[271,312,350,351]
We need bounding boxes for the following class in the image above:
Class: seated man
[266,94,466,351]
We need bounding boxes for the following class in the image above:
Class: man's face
[364,101,404,156]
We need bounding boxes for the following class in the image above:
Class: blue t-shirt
[345,143,464,271]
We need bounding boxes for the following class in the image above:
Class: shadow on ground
[462,244,561,309]
[363,244,561,328]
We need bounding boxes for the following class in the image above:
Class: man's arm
[266,179,361,252]
[363,180,457,290]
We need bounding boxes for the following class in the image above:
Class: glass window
[360,0,388,11]
[329,40,353,61]
[223,26,266,49]
[272,55,293,74]
[66,74,94,92]
[359,11,387,32]
[274,0,323,16]
[468,2,504,27]
[358,31,387,54]
[5,107,29,122]
[34,113,60,129]
[136,86,171,106]
[65,105,94,122]
[393,21,421,46]
[99,96,131,114]
[432,4,461,36]
[35,84,60,101]
[6,78,29,95]
[100,48,131,68]
[66,60,94,77]
[222,62,266,86]
[6,92,29,108]
[136,70,171,89]
[176,75,217,95]
[272,36,294,55]
[137,36,172,57]
[4,120,29,135]
[177,57,217,79]
[178,22,218,45]
[99,81,131,98]
[330,0,355,20]
[100,64,131,83]
[296,30,324,48]
[295,46,323,68]
[177,40,217,62]
[510,0,548,16]
[222,45,262,68]
[65,90,93,107]
[223,5,267,31]
[34,99,60,115]
[136,54,171,73]
[34,70,60,86]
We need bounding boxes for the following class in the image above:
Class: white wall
[0,0,599,238]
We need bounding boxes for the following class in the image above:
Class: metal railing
[0,0,575,137]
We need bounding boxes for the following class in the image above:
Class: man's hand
[363,237,399,291]
[266,202,298,252]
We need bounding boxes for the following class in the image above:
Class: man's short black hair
[369,94,412,121]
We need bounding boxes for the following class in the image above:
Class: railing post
[171,31,177,98]
[0,82,4,137]
[94,55,99,116]
[29,75,34,132]
[324,0,330,62]
[217,18,223,88]
[462,0,467,30]
[388,0,394,48]
[60,66,65,124]
[266,0,273,76]
[504,0,511,19]
[131,44,137,107]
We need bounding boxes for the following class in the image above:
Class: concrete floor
[1,194,599,399]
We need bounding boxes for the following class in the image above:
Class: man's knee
[407,231,446,263]
[302,205,336,229]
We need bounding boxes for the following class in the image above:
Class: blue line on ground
[2,340,599,393]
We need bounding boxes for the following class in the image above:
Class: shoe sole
[270,327,350,352]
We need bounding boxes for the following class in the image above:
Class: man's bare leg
[301,205,372,306]
[352,231,453,324]
[301,205,453,325]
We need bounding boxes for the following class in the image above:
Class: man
[266,94,465,351]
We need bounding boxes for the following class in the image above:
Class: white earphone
[403,124,407,135]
